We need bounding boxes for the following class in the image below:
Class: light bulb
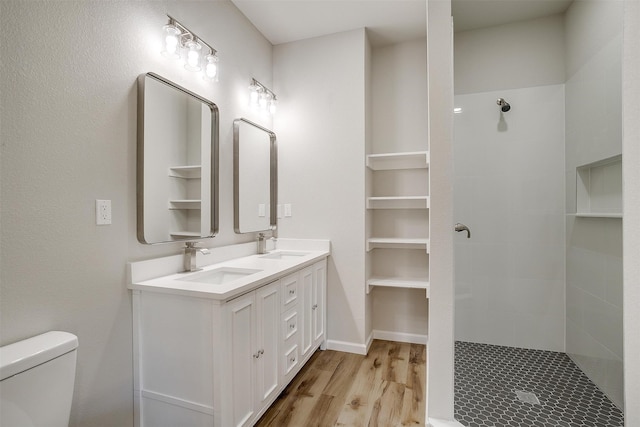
[203,53,219,81]
[184,40,202,72]
[259,92,269,111]
[249,83,260,108]
[161,25,181,59]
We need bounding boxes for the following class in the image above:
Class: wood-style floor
[255,340,427,427]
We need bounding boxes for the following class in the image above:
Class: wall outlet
[96,200,112,225]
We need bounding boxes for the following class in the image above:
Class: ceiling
[231,0,573,47]
[452,0,572,32]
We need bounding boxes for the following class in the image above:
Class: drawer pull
[290,324,295,329]
[289,290,295,295]
[312,304,318,310]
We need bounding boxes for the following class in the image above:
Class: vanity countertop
[128,248,329,301]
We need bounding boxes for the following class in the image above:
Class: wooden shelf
[366,151,429,170]
[169,200,201,210]
[366,276,430,298]
[573,213,622,218]
[367,196,429,209]
[367,237,429,252]
[169,165,202,179]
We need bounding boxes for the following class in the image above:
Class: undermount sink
[179,267,262,285]
[260,251,309,260]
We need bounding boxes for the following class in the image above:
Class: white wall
[369,39,429,340]
[564,0,624,408]
[426,0,455,420]
[454,14,565,95]
[623,0,640,421]
[454,84,566,351]
[273,29,368,351]
[0,1,272,425]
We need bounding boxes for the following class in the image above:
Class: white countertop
[128,244,330,301]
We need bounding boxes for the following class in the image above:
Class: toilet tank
[0,331,78,427]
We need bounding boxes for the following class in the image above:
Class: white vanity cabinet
[131,257,327,427]
[300,262,326,361]
[224,281,280,427]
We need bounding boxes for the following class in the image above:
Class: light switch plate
[284,204,292,217]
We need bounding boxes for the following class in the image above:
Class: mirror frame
[137,72,219,244]
[233,118,278,234]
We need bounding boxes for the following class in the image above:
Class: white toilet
[0,331,78,427]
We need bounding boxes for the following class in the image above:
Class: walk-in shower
[452,0,624,425]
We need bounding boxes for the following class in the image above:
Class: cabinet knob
[290,357,296,363]
[253,352,260,359]
[312,304,318,310]
[259,349,264,355]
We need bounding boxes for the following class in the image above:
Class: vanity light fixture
[249,78,277,115]
[161,15,219,82]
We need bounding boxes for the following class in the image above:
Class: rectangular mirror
[233,118,277,234]
[137,73,219,244]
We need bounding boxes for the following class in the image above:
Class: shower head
[497,98,511,112]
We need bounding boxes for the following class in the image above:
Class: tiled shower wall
[453,84,566,352]
[564,0,624,409]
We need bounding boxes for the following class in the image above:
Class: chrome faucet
[257,233,267,254]
[183,242,210,272]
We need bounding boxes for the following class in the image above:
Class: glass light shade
[249,83,260,108]
[269,98,277,115]
[161,25,181,59]
[259,92,270,111]
[184,40,202,72]
[203,53,219,81]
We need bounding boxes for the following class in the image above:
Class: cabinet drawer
[283,345,299,376]
[280,273,298,312]
[282,308,299,341]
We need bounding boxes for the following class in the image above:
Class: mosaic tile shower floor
[454,341,624,427]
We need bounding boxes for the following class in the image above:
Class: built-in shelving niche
[575,154,622,218]
[366,151,430,298]
[168,165,203,238]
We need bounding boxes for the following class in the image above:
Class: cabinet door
[226,293,256,427]
[313,260,326,344]
[255,281,280,409]
[300,266,314,358]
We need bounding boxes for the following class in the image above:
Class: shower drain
[515,390,541,405]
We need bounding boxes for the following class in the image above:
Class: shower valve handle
[455,223,471,239]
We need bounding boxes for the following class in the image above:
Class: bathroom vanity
[128,240,329,427]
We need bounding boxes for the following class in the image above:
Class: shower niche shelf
[575,154,622,218]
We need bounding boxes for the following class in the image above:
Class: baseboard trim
[372,329,428,345]
[325,339,368,355]
[365,332,374,354]
[428,417,466,427]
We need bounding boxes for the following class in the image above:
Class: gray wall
[0,1,273,425]
[273,29,369,351]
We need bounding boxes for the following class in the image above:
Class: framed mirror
[137,72,219,244]
[233,118,277,234]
